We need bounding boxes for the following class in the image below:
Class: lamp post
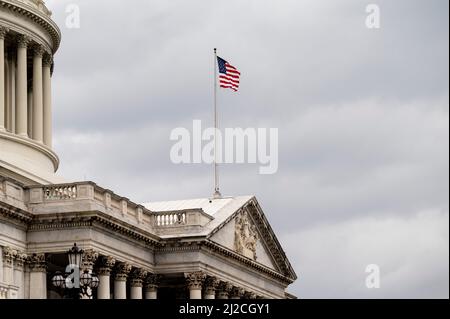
[51,243,99,299]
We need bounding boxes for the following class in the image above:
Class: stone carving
[15,253,28,268]
[184,271,206,290]
[2,247,17,265]
[145,274,160,290]
[28,253,47,272]
[0,26,9,39]
[234,210,258,260]
[204,276,219,296]
[114,262,132,281]
[217,281,233,299]
[231,286,245,299]
[97,256,116,275]
[16,34,31,48]
[81,249,98,271]
[33,44,45,57]
[130,268,148,287]
[244,291,257,299]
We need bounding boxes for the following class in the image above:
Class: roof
[143,195,254,236]
[143,195,297,281]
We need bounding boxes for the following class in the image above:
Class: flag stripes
[217,56,241,92]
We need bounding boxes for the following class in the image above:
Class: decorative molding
[204,276,219,296]
[144,273,160,291]
[16,34,31,48]
[42,53,53,68]
[184,271,206,290]
[0,25,9,39]
[130,268,148,287]
[33,44,45,57]
[244,291,257,299]
[231,286,245,299]
[28,253,46,272]
[0,0,61,52]
[2,246,16,265]
[217,281,233,298]
[14,252,27,268]
[234,210,258,260]
[114,262,132,281]
[97,256,116,275]
[81,249,98,271]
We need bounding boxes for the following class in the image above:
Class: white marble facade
[0,0,296,299]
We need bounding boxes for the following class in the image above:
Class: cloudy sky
[45,0,449,298]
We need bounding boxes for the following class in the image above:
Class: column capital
[114,262,132,281]
[28,253,47,272]
[16,34,31,48]
[43,54,53,68]
[145,273,160,291]
[244,291,257,299]
[0,26,9,39]
[231,286,245,299]
[33,44,45,58]
[14,252,28,269]
[130,268,148,287]
[97,256,116,275]
[185,271,206,290]
[217,281,233,299]
[2,247,17,266]
[204,276,220,296]
[81,249,99,271]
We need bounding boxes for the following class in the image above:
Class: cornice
[0,201,33,226]
[27,211,161,248]
[202,240,294,285]
[0,0,61,52]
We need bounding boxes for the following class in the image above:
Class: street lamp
[67,243,83,268]
[51,243,99,299]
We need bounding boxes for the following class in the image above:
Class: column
[15,35,29,137]
[216,281,233,300]
[0,26,8,131]
[144,274,159,299]
[114,262,131,299]
[204,276,219,300]
[13,253,27,299]
[97,256,115,300]
[81,249,98,299]
[185,272,206,299]
[42,54,53,147]
[27,89,32,138]
[6,49,15,132]
[28,253,47,299]
[32,45,44,142]
[130,268,147,299]
[230,287,245,299]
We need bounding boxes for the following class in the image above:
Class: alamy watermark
[365,4,381,29]
[65,4,81,29]
[170,120,279,175]
[365,264,381,289]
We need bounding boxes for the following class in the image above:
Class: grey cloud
[46,0,448,298]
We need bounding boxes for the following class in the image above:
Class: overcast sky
[45,0,449,298]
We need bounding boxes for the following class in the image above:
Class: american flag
[217,56,240,92]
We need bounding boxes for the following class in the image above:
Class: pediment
[208,197,296,281]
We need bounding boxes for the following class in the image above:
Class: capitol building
[0,0,296,299]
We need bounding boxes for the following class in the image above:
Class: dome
[0,0,63,184]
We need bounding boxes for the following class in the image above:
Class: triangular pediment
[208,197,297,281]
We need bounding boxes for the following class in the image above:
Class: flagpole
[213,48,221,199]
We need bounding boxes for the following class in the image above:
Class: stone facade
[0,0,297,299]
